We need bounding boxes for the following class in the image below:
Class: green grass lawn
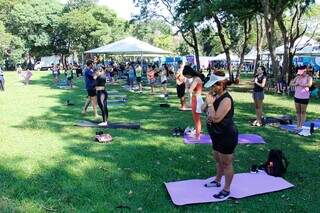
[0,71,319,212]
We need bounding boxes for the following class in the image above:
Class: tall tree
[0,21,25,65]
[130,19,175,51]
[276,0,315,82]
[5,0,63,57]
[135,0,201,70]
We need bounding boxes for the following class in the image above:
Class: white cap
[204,74,229,88]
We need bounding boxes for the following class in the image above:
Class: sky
[62,0,320,21]
[96,0,138,20]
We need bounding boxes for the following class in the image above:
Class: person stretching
[252,66,267,126]
[82,60,98,118]
[95,67,109,126]
[136,64,143,93]
[201,71,238,199]
[183,65,203,141]
[147,64,156,94]
[160,64,169,98]
[290,68,313,130]
[175,61,186,110]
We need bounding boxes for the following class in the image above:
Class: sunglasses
[213,81,222,87]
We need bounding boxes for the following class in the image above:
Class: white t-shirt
[161,70,167,83]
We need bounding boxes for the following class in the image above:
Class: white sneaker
[98,122,108,126]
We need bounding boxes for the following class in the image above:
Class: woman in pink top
[290,68,313,130]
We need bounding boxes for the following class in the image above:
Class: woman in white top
[160,64,169,98]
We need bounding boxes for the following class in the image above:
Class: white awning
[85,37,171,55]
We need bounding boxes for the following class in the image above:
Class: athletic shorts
[87,89,96,97]
[294,97,309,105]
[177,83,186,98]
[253,91,264,100]
[161,80,167,85]
[136,77,142,83]
[207,123,238,155]
[149,79,156,85]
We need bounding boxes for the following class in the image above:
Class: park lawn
[0,71,319,212]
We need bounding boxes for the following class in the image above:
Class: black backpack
[263,149,288,177]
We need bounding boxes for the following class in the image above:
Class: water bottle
[310,123,315,135]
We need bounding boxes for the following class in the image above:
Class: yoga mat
[108,103,126,108]
[183,134,266,144]
[179,108,192,111]
[76,120,140,129]
[109,95,127,99]
[108,99,127,103]
[165,171,294,206]
[303,119,320,128]
[278,124,315,133]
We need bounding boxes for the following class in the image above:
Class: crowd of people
[1,56,317,199]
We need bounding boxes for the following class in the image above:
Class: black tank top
[254,75,266,92]
[211,92,235,133]
[96,74,106,86]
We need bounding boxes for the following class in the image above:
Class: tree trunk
[236,19,251,83]
[179,25,200,71]
[254,15,263,75]
[191,26,201,71]
[277,16,289,82]
[288,51,295,83]
[213,14,232,81]
[262,0,279,80]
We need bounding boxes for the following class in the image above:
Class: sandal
[213,190,230,199]
[251,120,257,126]
[204,180,221,188]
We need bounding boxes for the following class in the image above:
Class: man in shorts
[82,60,98,118]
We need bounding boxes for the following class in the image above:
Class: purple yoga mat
[183,134,266,144]
[304,119,320,128]
[165,172,294,206]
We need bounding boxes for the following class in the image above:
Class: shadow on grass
[2,73,320,212]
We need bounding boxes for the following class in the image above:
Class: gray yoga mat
[76,120,140,129]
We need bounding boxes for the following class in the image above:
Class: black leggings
[97,90,108,122]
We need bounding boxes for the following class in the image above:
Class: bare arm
[207,97,231,123]
[299,76,313,87]
[188,77,201,93]
[254,77,266,88]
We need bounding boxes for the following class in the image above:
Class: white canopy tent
[244,48,257,61]
[261,36,319,55]
[84,37,171,56]
[212,52,240,61]
[295,45,320,56]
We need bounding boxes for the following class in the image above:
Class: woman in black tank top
[94,67,109,126]
[252,66,267,127]
[201,71,238,199]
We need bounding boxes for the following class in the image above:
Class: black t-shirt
[254,75,266,92]
[96,74,106,86]
[208,92,235,135]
